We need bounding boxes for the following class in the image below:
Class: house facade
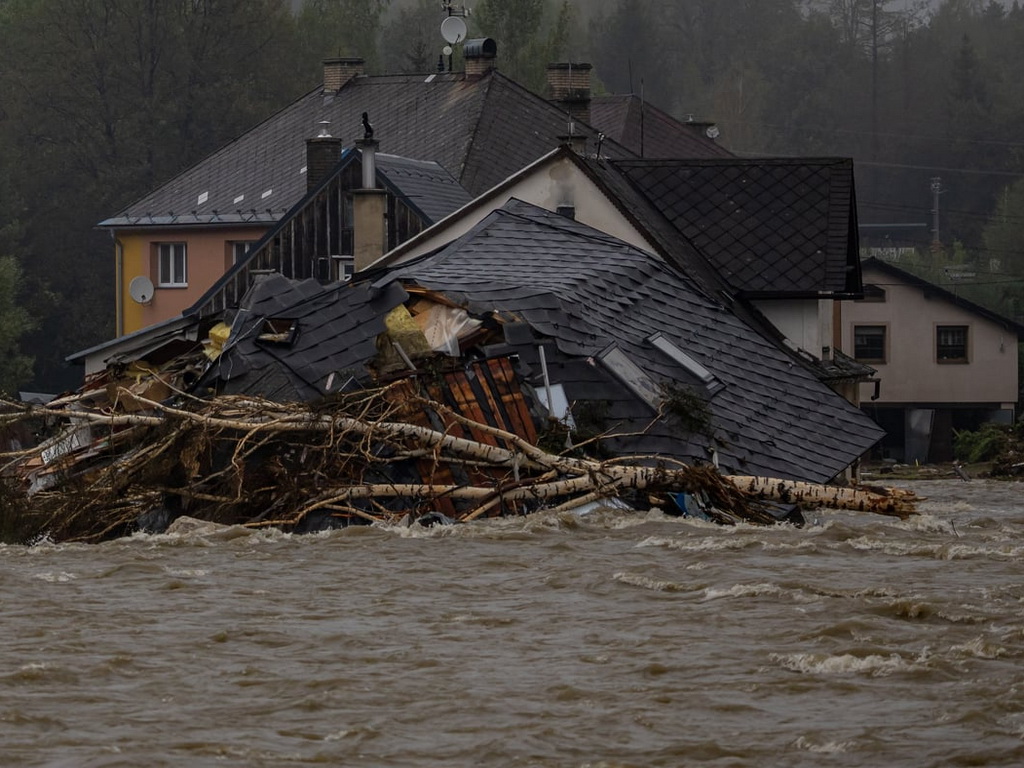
[842,257,1023,462]
[100,50,728,337]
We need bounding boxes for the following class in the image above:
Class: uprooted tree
[0,383,918,543]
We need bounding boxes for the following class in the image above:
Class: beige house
[842,257,1023,462]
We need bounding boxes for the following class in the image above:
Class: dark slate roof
[376,154,472,224]
[203,273,407,402]
[610,158,862,297]
[101,71,629,228]
[862,257,1024,336]
[590,95,733,159]
[380,199,883,483]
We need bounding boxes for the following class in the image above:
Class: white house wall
[385,155,654,265]
[752,299,822,356]
[844,266,1018,406]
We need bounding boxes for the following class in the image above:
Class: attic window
[234,194,245,204]
[646,332,722,394]
[595,343,662,411]
[257,318,298,346]
[261,188,273,199]
[197,192,209,205]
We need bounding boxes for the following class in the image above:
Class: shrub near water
[953,421,1024,475]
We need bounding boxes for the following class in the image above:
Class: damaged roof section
[205,199,882,483]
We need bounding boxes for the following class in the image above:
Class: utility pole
[930,176,943,247]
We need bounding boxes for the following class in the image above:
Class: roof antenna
[596,132,605,161]
[639,77,645,158]
[566,61,575,136]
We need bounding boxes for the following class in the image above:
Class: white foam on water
[612,571,690,593]
[636,535,752,553]
[702,582,817,603]
[32,570,77,583]
[793,735,854,754]
[164,568,210,578]
[771,651,924,677]
[949,635,1008,660]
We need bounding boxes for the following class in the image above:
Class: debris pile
[0,367,918,543]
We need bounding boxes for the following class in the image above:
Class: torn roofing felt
[201,273,408,403]
[379,199,882,483]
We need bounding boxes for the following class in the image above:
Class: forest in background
[1,0,1023,394]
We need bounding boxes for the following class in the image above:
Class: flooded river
[2,478,1023,767]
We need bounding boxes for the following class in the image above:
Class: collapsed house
[10,110,906,540]
[0,195,908,543]
[205,199,882,483]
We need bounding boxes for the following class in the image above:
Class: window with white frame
[157,243,188,287]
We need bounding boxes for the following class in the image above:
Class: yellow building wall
[116,226,267,336]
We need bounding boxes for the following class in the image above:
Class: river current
[2,478,1023,767]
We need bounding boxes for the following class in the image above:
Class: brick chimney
[306,123,343,191]
[547,62,592,126]
[464,38,497,78]
[323,57,365,91]
[353,137,386,272]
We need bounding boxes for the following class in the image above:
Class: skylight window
[261,189,273,199]
[234,194,245,204]
[197,191,209,205]
[646,332,723,394]
[595,344,662,411]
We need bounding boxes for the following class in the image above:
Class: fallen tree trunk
[0,387,919,543]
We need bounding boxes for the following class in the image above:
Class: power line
[717,117,1024,150]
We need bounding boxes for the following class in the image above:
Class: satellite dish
[705,125,721,140]
[442,45,453,56]
[440,16,467,44]
[129,275,154,304]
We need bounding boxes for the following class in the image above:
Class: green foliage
[660,382,713,438]
[299,0,389,72]
[379,0,441,73]
[0,256,35,396]
[953,421,1012,463]
[0,0,306,391]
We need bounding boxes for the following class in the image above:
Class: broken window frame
[595,343,663,412]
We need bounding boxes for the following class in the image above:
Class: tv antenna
[440,2,470,72]
[129,275,154,304]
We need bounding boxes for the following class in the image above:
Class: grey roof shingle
[382,199,882,482]
[610,158,862,297]
[590,95,733,159]
[375,154,472,224]
[203,199,881,482]
[101,71,631,228]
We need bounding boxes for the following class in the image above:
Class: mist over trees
[1,0,1022,393]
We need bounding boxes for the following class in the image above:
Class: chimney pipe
[305,124,343,191]
[463,38,497,78]
[353,137,386,272]
[546,62,592,126]
[323,57,365,91]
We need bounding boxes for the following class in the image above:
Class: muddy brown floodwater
[2,478,1023,767]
